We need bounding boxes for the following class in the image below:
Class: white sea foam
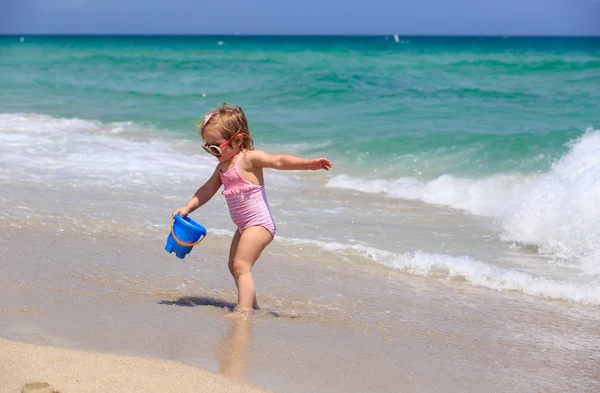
[501,129,600,263]
[0,113,215,191]
[275,236,600,305]
[327,173,532,217]
[200,228,600,304]
[0,112,100,133]
[327,127,600,265]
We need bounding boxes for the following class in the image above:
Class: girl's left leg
[230,226,273,314]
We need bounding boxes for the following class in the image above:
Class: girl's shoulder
[243,149,265,162]
[242,149,267,170]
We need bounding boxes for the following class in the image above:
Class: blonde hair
[199,103,254,150]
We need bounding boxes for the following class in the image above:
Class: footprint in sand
[21,382,59,393]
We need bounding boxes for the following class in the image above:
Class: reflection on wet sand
[219,317,254,380]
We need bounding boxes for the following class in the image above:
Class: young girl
[173,103,332,317]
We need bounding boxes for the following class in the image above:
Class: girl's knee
[232,259,251,278]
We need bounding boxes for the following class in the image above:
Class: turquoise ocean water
[1,35,599,305]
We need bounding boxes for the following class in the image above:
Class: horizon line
[1,33,599,38]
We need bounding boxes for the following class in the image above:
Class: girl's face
[202,127,241,163]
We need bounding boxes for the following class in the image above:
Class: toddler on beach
[173,103,332,317]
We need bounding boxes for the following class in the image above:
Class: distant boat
[20,37,25,42]
[393,34,400,43]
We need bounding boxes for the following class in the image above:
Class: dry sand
[0,338,268,393]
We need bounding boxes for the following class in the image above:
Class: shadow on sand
[158,296,281,317]
[159,296,236,311]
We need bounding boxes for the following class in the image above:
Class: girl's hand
[308,158,332,171]
[172,207,191,218]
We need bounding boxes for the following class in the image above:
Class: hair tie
[203,113,214,125]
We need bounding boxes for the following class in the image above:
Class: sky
[1,0,599,36]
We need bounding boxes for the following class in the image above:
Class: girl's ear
[236,133,245,146]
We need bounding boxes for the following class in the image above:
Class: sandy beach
[2,225,599,393]
[0,338,268,393]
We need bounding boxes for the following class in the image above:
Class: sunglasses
[202,131,242,156]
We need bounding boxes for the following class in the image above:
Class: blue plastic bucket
[165,215,207,259]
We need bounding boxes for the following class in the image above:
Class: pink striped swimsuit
[220,155,276,238]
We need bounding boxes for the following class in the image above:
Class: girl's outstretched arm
[172,165,222,217]
[247,150,332,171]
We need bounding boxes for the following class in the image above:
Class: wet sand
[1,226,599,393]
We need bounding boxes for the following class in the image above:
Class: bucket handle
[170,217,206,247]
